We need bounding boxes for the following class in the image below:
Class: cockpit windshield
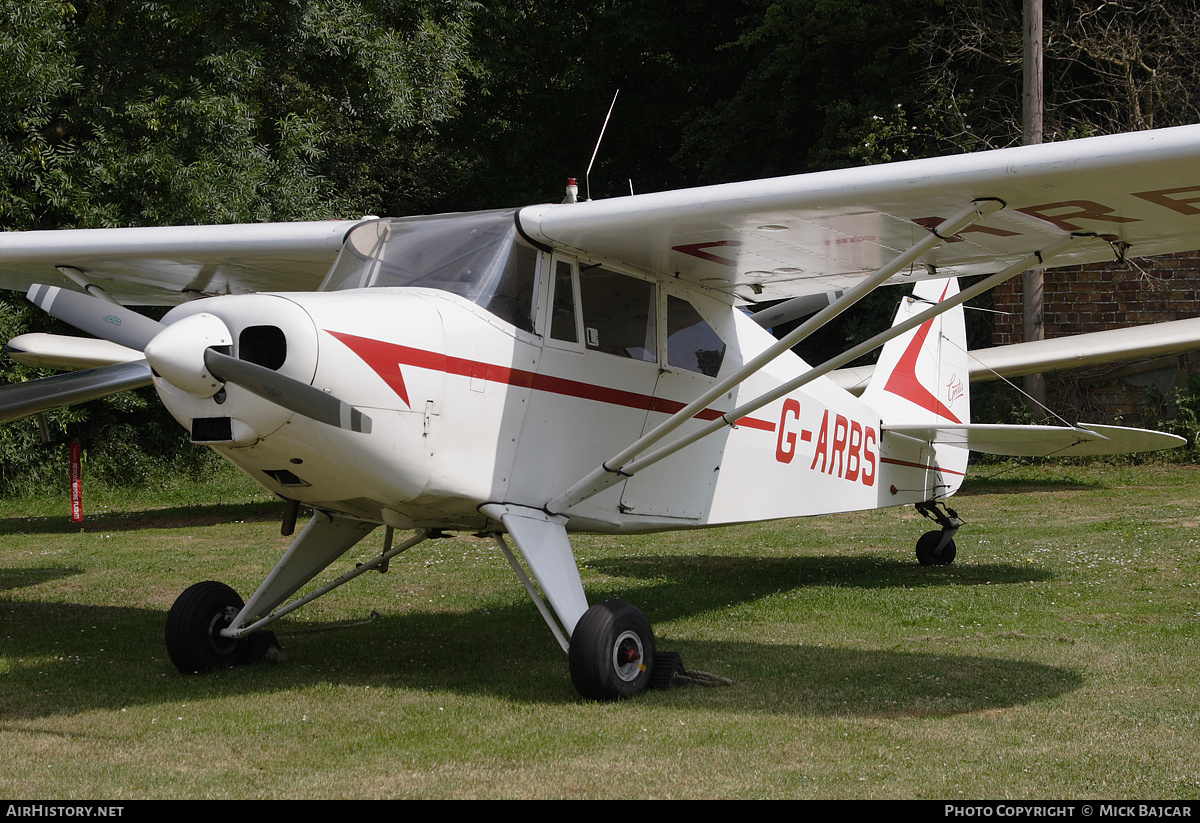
[320,209,538,332]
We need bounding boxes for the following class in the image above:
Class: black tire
[569,599,655,700]
[165,581,247,673]
[916,530,957,566]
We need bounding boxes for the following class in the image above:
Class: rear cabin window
[667,295,726,377]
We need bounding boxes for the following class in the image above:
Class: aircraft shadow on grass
[956,478,1105,497]
[0,551,1074,720]
[0,566,82,591]
[0,502,283,536]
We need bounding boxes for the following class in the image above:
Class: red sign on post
[69,440,82,523]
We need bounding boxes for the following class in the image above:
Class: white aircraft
[0,125,1198,700]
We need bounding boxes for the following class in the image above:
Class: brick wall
[987,252,1200,425]
[992,251,1200,343]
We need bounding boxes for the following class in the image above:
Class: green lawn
[1,461,1198,798]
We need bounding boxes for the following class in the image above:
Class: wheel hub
[612,630,644,682]
[204,606,240,655]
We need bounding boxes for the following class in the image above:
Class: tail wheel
[916,530,957,566]
[569,599,656,700]
[165,581,248,673]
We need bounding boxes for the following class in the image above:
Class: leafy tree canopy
[0,0,478,230]
[0,0,479,494]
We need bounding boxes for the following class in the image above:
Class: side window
[483,241,539,332]
[579,267,657,363]
[549,259,579,343]
[667,295,726,377]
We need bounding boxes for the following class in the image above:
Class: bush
[1144,376,1200,458]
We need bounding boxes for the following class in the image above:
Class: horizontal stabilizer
[886,422,1184,457]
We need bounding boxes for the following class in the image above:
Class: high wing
[0,220,362,305]
[0,127,1198,306]
[518,124,1200,304]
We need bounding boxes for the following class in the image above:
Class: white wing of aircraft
[828,317,1200,396]
[0,125,1198,699]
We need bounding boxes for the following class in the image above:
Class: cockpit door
[506,256,660,509]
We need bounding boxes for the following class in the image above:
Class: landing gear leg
[914,500,961,566]
[166,512,378,675]
[482,503,664,700]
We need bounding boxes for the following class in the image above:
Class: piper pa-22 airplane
[1,125,1199,700]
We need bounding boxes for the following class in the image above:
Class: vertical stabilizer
[862,278,970,496]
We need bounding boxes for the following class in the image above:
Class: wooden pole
[1022,0,1046,412]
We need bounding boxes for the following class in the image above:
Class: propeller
[22,284,372,433]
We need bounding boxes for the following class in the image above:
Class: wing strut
[615,234,1088,478]
[545,200,1002,514]
[546,216,1091,515]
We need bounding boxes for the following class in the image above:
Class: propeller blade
[26,284,164,352]
[0,360,154,423]
[5,333,145,370]
[202,348,372,433]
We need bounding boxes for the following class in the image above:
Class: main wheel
[165,581,248,673]
[915,530,957,566]
[569,599,656,701]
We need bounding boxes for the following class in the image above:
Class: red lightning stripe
[326,331,776,432]
[881,283,962,424]
[328,331,415,406]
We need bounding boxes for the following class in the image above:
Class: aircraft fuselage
[153,253,963,535]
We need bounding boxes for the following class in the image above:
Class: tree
[0,0,479,231]
[0,0,481,493]
[917,0,1200,152]
[671,0,949,181]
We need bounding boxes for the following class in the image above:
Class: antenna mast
[585,89,619,201]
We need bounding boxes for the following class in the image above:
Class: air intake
[238,325,287,370]
[191,417,233,442]
[262,469,310,487]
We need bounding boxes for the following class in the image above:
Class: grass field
[0,461,1198,798]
